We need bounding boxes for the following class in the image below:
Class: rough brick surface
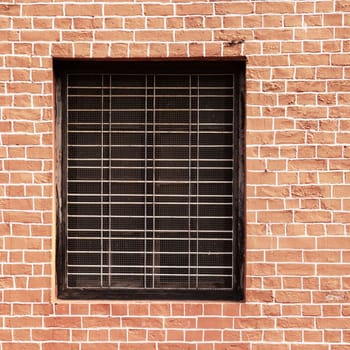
[0,0,350,349]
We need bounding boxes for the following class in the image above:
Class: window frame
[55,59,246,300]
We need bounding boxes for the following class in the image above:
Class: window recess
[55,60,245,300]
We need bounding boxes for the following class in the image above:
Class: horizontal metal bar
[67,265,232,270]
[68,229,232,233]
[67,145,232,148]
[68,86,233,90]
[68,238,232,242]
[68,250,232,255]
[68,194,232,197]
[68,215,233,218]
[68,123,232,126]
[69,94,233,98]
[68,158,233,162]
[68,166,232,170]
[68,274,231,278]
[67,130,232,134]
[68,108,233,112]
[68,180,233,183]
[68,202,232,205]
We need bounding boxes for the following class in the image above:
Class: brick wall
[0,0,350,349]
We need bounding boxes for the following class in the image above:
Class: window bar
[65,74,69,287]
[196,75,200,289]
[231,73,235,290]
[144,75,148,289]
[152,74,156,289]
[108,74,112,288]
[188,75,192,288]
[100,74,104,288]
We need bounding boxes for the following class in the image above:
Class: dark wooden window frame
[55,59,246,300]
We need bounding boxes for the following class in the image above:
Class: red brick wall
[1,0,350,349]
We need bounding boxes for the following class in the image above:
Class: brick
[104,5,142,16]
[275,291,311,303]
[257,210,293,223]
[82,345,118,350]
[175,30,212,41]
[42,344,79,350]
[0,4,21,16]
[4,160,42,171]
[295,210,331,223]
[215,3,253,14]
[317,318,350,329]
[292,185,330,198]
[45,317,81,328]
[90,304,111,315]
[129,304,149,316]
[144,5,174,16]
[176,4,213,16]
[120,344,156,350]
[235,318,274,329]
[22,5,63,16]
[65,4,102,16]
[288,160,326,170]
[318,264,350,276]
[277,318,314,328]
[122,317,162,328]
[21,31,60,42]
[255,29,292,40]
[165,318,196,329]
[3,344,40,350]
[277,264,315,276]
[291,345,327,350]
[216,345,249,350]
[150,304,170,316]
[256,2,295,13]
[95,31,132,41]
[4,290,42,302]
[136,31,173,42]
[5,317,42,328]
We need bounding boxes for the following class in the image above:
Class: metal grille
[65,72,236,292]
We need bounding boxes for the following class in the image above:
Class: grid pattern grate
[65,72,236,291]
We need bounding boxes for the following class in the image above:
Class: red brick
[104,5,142,16]
[198,317,232,329]
[216,2,253,14]
[176,4,213,15]
[4,290,42,302]
[0,4,20,16]
[82,345,118,350]
[3,344,40,350]
[144,4,174,16]
[235,318,274,329]
[256,2,295,13]
[42,344,79,350]
[122,317,162,328]
[22,4,63,16]
[120,344,156,350]
[275,291,311,303]
[45,317,81,328]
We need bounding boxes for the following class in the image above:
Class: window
[55,60,245,300]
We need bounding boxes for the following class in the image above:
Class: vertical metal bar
[152,74,156,289]
[144,75,148,289]
[100,74,104,288]
[196,74,200,289]
[65,74,69,287]
[231,73,235,290]
[108,74,112,287]
[188,75,191,288]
